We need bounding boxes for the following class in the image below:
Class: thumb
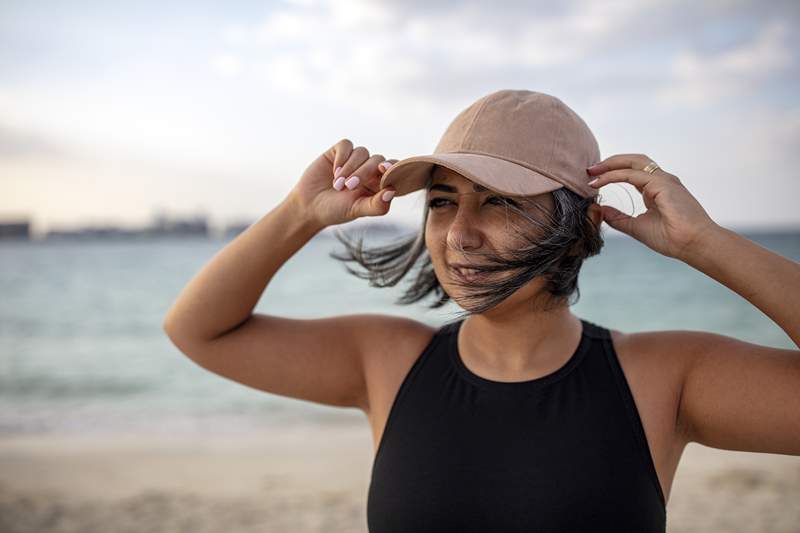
[354,188,395,218]
[601,205,634,235]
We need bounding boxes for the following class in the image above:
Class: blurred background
[1,1,798,532]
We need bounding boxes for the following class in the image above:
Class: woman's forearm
[163,194,325,342]
[680,224,800,348]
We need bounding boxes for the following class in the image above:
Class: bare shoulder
[358,314,437,416]
[609,326,706,369]
[606,326,704,442]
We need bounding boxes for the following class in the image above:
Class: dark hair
[329,169,604,321]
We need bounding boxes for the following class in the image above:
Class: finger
[334,144,369,181]
[353,186,396,218]
[331,138,355,179]
[600,205,635,236]
[341,154,385,194]
[587,153,654,175]
[588,168,660,194]
[378,159,399,173]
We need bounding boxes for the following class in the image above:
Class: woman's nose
[446,211,483,250]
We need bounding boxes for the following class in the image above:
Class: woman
[163,90,800,532]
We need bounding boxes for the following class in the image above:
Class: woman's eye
[428,196,518,209]
[490,196,518,206]
[428,198,451,209]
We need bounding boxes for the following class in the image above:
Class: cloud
[209,52,244,78]
[2,0,798,230]
[205,0,799,118]
[656,19,795,106]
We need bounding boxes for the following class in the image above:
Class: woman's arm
[163,195,322,342]
[161,140,406,412]
[163,138,398,342]
[671,226,800,453]
[588,154,800,454]
[680,225,800,348]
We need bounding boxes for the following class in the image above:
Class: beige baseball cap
[379,89,602,199]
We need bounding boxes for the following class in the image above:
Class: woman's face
[424,166,554,310]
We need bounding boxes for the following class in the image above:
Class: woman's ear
[587,203,603,231]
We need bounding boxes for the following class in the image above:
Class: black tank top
[367,317,666,532]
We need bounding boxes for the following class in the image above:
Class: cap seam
[544,97,563,174]
[461,96,491,152]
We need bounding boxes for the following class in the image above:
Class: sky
[1,0,799,237]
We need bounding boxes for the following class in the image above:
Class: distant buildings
[0,214,210,241]
[147,213,209,238]
[0,220,30,240]
[0,214,417,242]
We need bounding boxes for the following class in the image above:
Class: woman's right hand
[288,138,400,228]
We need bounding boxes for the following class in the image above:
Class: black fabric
[367,317,666,532]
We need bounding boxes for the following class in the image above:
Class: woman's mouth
[451,266,482,283]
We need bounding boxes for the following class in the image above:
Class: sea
[1,228,798,437]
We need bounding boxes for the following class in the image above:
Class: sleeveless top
[367,317,667,532]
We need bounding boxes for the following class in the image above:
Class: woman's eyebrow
[428,182,488,193]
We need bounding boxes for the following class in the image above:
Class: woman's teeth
[456,267,479,281]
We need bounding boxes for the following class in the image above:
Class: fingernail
[382,190,395,202]
[345,175,360,189]
[334,176,346,190]
[334,166,343,178]
[380,162,393,171]
[588,178,599,186]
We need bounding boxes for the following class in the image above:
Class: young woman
[164,90,800,532]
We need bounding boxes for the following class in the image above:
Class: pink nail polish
[345,175,360,189]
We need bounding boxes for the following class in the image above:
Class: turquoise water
[1,229,798,436]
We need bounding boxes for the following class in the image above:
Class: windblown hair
[329,169,605,322]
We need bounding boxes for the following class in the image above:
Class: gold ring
[642,161,660,174]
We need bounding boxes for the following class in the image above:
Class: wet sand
[1,425,798,532]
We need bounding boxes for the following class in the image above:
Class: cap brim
[379,152,564,197]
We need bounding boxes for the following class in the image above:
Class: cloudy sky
[2,0,799,236]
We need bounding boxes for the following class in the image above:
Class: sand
[1,424,799,532]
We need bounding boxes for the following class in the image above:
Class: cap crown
[434,89,601,198]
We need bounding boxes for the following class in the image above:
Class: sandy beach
[1,423,799,532]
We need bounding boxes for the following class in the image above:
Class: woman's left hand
[587,154,719,261]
